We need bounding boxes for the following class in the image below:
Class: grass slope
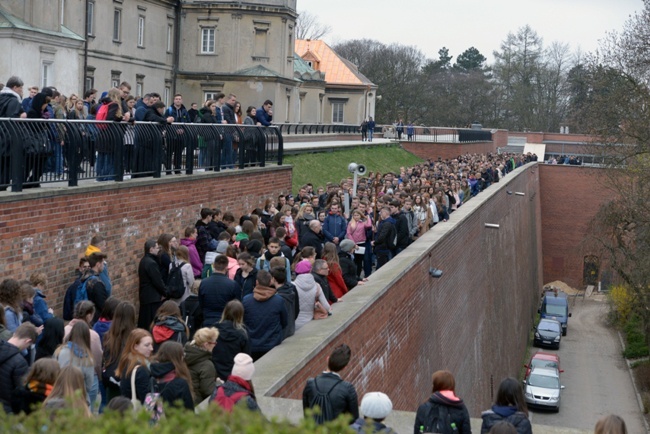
[285,144,423,193]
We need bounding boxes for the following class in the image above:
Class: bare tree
[295,10,331,40]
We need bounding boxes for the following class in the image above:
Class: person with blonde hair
[594,414,627,434]
[184,327,218,405]
[43,365,92,417]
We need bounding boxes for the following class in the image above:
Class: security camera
[429,268,443,278]
[348,163,367,175]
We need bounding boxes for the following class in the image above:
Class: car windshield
[528,373,560,389]
[531,359,559,370]
[545,304,565,316]
[538,321,560,332]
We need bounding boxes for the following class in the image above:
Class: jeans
[368,129,374,142]
[96,152,115,181]
[46,141,64,175]
[221,137,233,168]
[88,374,99,413]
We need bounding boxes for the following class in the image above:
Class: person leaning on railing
[0,76,27,189]
[131,101,174,178]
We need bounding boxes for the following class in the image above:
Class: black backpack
[167,262,186,300]
[308,377,342,425]
[421,403,454,434]
[180,295,202,340]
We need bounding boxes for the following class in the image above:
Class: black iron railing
[278,123,360,135]
[0,119,283,192]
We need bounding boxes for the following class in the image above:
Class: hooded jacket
[0,87,23,119]
[149,361,194,410]
[293,274,330,331]
[213,320,250,381]
[322,211,347,243]
[242,285,287,353]
[0,340,29,414]
[180,237,203,277]
[151,316,188,352]
[214,374,259,412]
[337,250,360,291]
[183,342,216,405]
[414,391,471,434]
[234,267,258,298]
[480,405,532,434]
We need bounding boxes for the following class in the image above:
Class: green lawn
[285,144,424,193]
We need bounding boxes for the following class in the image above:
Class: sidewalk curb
[617,330,650,432]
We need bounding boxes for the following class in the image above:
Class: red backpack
[213,386,249,412]
[96,103,110,129]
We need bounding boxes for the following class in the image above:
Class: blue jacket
[134,100,148,121]
[198,273,242,327]
[242,288,287,353]
[166,104,190,123]
[33,290,53,324]
[256,107,272,126]
[323,212,347,243]
[4,307,22,333]
[92,319,111,345]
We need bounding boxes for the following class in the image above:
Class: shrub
[609,285,635,325]
[0,401,356,434]
[623,315,650,359]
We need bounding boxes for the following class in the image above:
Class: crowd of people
[0,130,628,431]
[0,75,275,188]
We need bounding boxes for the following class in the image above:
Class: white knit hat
[360,392,393,419]
[231,353,255,381]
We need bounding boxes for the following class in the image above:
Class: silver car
[523,366,564,411]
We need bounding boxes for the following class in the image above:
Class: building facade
[0,0,373,124]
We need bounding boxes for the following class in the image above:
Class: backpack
[212,385,249,412]
[180,295,202,340]
[421,403,454,434]
[308,377,342,425]
[95,103,110,131]
[63,278,82,321]
[167,262,186,300]
[74,276,98,308]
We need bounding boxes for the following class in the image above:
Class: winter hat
[247,239,263,256]
[339,239,356,253]
[295,260,312,274]
[231,353,255,381]
[216,241,229,254]
[360,392,393,420]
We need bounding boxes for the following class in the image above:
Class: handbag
[130,366,142,412]
[313,300,328,320]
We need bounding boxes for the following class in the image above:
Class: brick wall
[401,141,497,161]
[538,165,614,289]
[267,164,543,416]
[0,166,292,313]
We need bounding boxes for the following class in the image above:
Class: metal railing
[0,119,283,192]
[278,123,360,135]
[379,124,493,143]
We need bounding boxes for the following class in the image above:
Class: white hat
[360,392,392,419]
[231,353,255,381]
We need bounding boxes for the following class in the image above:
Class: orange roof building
[296,39,378,124]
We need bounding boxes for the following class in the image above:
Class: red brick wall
[0,166,292,313]
[273,164,543,416]
[401,141,497,161]
[538,165,614,288]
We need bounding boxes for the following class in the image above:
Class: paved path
[529,295,646,432]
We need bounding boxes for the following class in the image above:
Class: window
[113,9,121,41]
[332,102,344,123]
[85,76,94,92]
[164,87,170,106]
[86,1,94,36]
[167,24,173,53]
[204,92,217,101]
[136,78,143,98]
[138,16,145,47]
[254,29,268,57]
[201,28,215,54]
[41,62,53,88]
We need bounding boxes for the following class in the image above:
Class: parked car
[534,318,562,349]
[523,366,564,411]
[524,351,563,379]
[539,289,571,335]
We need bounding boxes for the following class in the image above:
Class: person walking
[414,370,471,434]
[480,377,532,434]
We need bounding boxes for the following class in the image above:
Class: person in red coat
[322,242,348,299]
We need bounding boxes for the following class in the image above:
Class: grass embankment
[284,144,423,193]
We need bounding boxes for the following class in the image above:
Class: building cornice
[0,28,84,49]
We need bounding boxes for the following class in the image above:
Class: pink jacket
[346,215,372,243]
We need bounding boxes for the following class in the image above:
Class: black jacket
[222,103,236,124]
[212,320,250,381]
[374,218,396,251]
[481,406,532,434]
[0,341,29,414]
[393,211,411,249]
[302,372,359,424]
[11,381,49,415]
[275,282,299,339]
[150,361,194,410]
[299,228,324,258]
[119,363,151,404]
[198,273,241,327]
[138,253,169,305]
[312,272,337,304]
[0,91,23,118]
[234,268,257,298]
[82,271,108,323]
[207,220,228,240]
[414,392,471,434]
[338,251,359,290]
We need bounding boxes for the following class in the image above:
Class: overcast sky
[300,0,643,63]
